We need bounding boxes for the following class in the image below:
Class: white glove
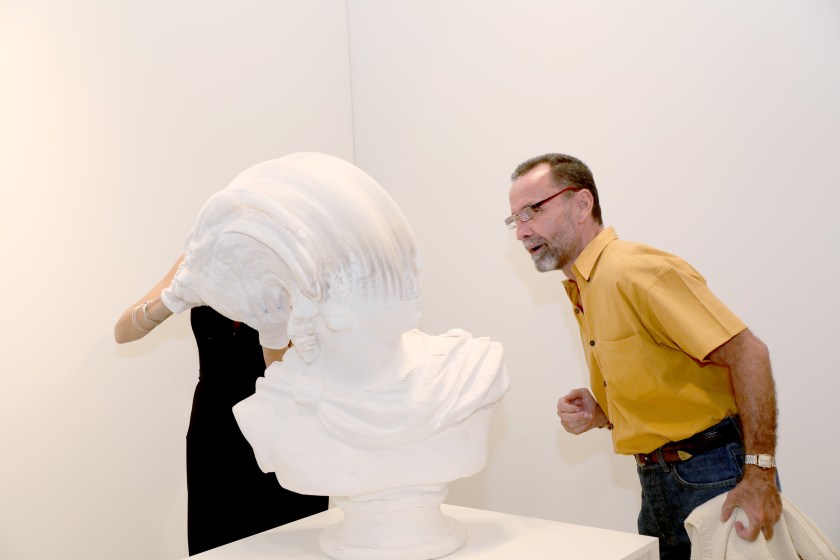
[160,263,204,314]
[246,284,293,350]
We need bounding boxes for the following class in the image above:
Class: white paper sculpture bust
[161,153,509,560]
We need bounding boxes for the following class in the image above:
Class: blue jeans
[636,420,745,560]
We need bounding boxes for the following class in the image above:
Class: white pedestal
[187,504,658,560]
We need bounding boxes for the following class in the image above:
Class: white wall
[3,1,839,559]
[0,1,354,559]
[348,0,840,545]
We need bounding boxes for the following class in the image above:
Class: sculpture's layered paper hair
[163,152,421,348]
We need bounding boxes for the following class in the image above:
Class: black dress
[186,306,328,555]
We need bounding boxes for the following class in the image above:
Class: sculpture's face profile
[287,295,320,364]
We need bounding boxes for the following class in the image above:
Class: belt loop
[730,414,743,440]
[655,448,670,472]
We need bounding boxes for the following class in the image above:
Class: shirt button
[574,308,580,314]
[589,340,595,346]
[604,381,607,387]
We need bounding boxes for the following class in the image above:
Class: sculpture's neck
[300,331,411,392]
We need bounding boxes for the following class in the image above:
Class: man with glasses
[507,153,781,559]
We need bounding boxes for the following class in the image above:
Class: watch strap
[745,453,776,469]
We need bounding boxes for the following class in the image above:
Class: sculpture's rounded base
[319,485,466,560]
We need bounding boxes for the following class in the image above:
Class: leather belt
[635,415,741,467]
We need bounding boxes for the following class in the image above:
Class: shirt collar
[571,227,618,283]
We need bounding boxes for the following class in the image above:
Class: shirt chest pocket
[593,333,657,401]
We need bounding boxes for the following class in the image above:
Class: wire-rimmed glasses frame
[505,186,581,229]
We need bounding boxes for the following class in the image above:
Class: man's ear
[575,189,594,223]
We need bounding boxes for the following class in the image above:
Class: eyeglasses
[505,186,581,229]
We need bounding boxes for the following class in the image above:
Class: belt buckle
[635,453,654,466]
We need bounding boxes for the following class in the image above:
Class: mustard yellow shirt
[564,228,745,454]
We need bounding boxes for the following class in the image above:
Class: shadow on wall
[554,428,639,492]
[446,400,510,510]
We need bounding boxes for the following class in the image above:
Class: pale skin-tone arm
[707,328,781,541]
[262,346,290,367]
[113,256,183,343]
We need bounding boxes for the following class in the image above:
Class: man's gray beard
[533,246,566,272]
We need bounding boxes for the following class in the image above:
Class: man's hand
[720,471,782,541]
[556,388,608,434]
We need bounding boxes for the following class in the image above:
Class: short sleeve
[644,267,746,361]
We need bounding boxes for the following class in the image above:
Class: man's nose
[515,220,533,241]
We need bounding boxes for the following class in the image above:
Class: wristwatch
[745,453,776,469]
